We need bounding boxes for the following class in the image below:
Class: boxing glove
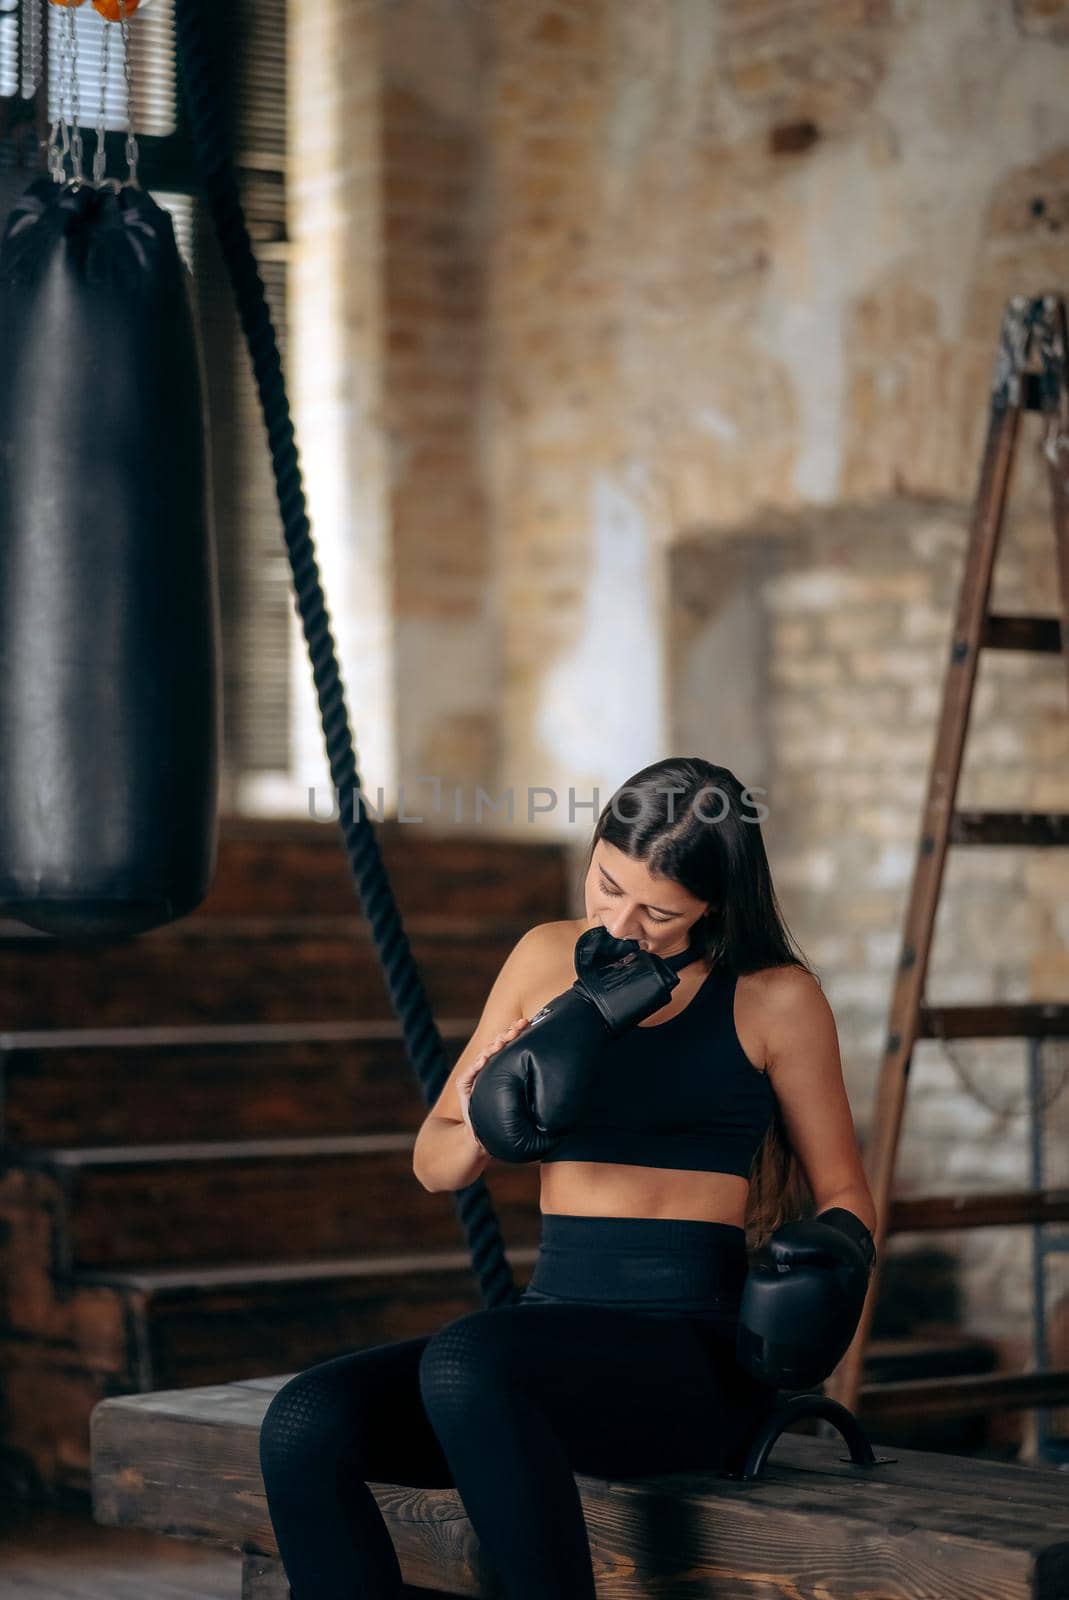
[467,926,691,1164]
[735,1206,876,1391]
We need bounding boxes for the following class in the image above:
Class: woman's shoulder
[519,918,586,969]
[738,960,821,999]
[521,917,585,952]
[734,964,825,1079]
[736,962,824,1027]
[512,919,585,1011]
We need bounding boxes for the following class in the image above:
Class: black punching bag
[0,176,221,939]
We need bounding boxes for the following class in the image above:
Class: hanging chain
[44,4,84,185]
[92,8,112,186]
[45,2,139,189]
[118,0,139,187]
[932,1029,1069,1126]
[46,4,74,184]
[67,2,83,183]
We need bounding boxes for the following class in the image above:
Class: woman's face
[583,840,710,958]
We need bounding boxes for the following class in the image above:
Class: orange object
[91,0,142,16]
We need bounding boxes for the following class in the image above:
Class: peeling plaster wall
[484,0,1069,818]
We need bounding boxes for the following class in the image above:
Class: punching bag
[0,175,221,939]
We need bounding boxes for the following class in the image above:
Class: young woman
[258,756,877,1599]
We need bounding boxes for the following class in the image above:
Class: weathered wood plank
[0,918,532,1030]
[111,1248,538,1393]
[241,1551,291,1600]
[1,1500,243,1600]
[1,1025,471,1148]
[239,1550,462,1600]
[7,1149,541,1271]
[91,1381,1069,1600]
[204,816,570,921]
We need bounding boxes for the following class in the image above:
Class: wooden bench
[90,1376,1069,1599]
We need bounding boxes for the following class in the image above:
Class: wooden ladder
[827,293,1069,1441]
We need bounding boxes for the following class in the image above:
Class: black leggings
[258,1214,778,1600]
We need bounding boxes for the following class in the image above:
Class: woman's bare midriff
[539,1162,753,1228]
[525,919,774,1230]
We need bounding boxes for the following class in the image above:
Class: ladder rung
[858,1367,1069,1423]
[982,613,1064,652]
[889,1189,1069,1233]
[949,810,1069,846]
[979,608,1062,652]
[917,1001,1069,1039]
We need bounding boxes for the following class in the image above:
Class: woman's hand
[458,1018,530,1150]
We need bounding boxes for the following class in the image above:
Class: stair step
[1,1022,474,1147]
[25,1134,438,1165]
[78,1249,546,1390]
[0,915,535,1029]
[76,1244,536,1294]
[5,1144,542,1271]
[2,1018,477,1048]
[202,816,571,920]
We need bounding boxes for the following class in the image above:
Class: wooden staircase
[0,816,1025,1504]
[0,818,566,1500]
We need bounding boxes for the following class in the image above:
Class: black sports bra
[539,960,777,1178]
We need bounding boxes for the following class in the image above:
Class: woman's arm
[762,966,877,1235]
[412,923,549,1193]
[411,1116,493,1195]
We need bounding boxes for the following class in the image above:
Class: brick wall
[381,3,500,791]
[287,0,396,811]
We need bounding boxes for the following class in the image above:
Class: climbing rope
[173,0,518,1309]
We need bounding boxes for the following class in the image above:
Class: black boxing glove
[735,1206,876,1391]
[467,926,686,1163]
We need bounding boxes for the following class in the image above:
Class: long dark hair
[580,756,816,1250]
